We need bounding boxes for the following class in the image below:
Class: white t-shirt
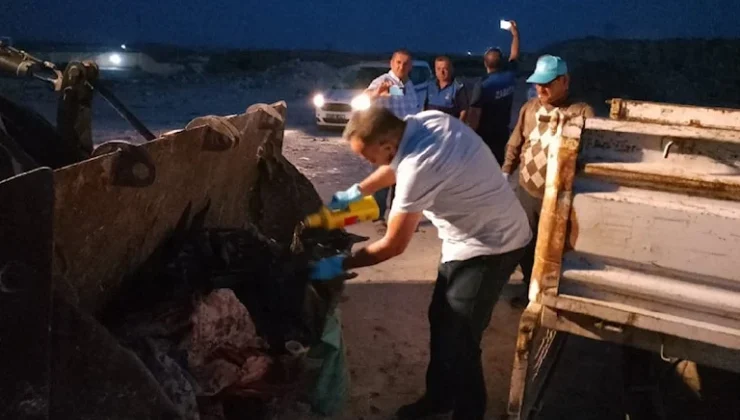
[390,110,532,263]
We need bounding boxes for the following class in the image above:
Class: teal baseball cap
[526,55,568,84]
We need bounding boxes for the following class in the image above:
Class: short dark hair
[343,107,405,145]
[392,48,412,60]
[434,55,452,65]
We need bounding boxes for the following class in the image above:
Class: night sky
[3,0,739,53]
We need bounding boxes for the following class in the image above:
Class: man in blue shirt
[424,56,470,121]
[468,20,521,165]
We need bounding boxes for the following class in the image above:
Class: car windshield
[335,65,430,89]
[337,67,387,89]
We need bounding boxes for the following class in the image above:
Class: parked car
[312,60,432,128]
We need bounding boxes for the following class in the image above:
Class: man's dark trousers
[479,127,511,166]
[515,186,543,290]
[425,247,525,419]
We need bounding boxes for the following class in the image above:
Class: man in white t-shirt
[311,107,532,420]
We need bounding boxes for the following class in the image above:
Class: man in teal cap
[501,54,594,307]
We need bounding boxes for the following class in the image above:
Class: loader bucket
[53,102,290,315]
[1,101,343,419]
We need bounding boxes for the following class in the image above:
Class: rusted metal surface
[587,117,740,144]
[530,114,583,300]
[583,163,740,202]
[608,98,740,131]
[580,128,740,168]
[579,115,740,201]
[507,302,543,419]
[540,306,740,374]
[52,102,287,314]
[0,167,53,420]
[542,297,740,373]
[507,114,584,419]
[510,99,740,419]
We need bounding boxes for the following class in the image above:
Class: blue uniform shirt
[471,60,518,140]
[424,79,469,118]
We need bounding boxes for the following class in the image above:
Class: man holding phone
[468,19,521,165]
[364,49,422,221]
[365,49,421,119]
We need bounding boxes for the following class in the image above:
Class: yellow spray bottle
[303,196,380,230]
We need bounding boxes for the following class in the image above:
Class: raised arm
[508,20,520,62]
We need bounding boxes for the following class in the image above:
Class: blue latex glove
[310,255,347,281]
[327,183,362,211]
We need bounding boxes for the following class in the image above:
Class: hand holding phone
[500,20,512,30]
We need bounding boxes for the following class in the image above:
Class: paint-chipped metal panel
[542,293,740,352]
[580,125,740,166]
[568,177,740,280]
[52,102,286,314]
[579,117,740,202]
[508,100,740,420]
[561,104,740,346]
[609,99,740,131]
[540,305,740,374]
[588,117,740,144]
[559,252,740,327]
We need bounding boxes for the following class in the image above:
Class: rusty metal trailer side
[507,99,740,419]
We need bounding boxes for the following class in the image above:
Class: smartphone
[389,85,404,96]
[500,20,512,30]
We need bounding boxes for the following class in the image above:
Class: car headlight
[109,53,122,65]
[312,94,325,108]
[350,94,371,111]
